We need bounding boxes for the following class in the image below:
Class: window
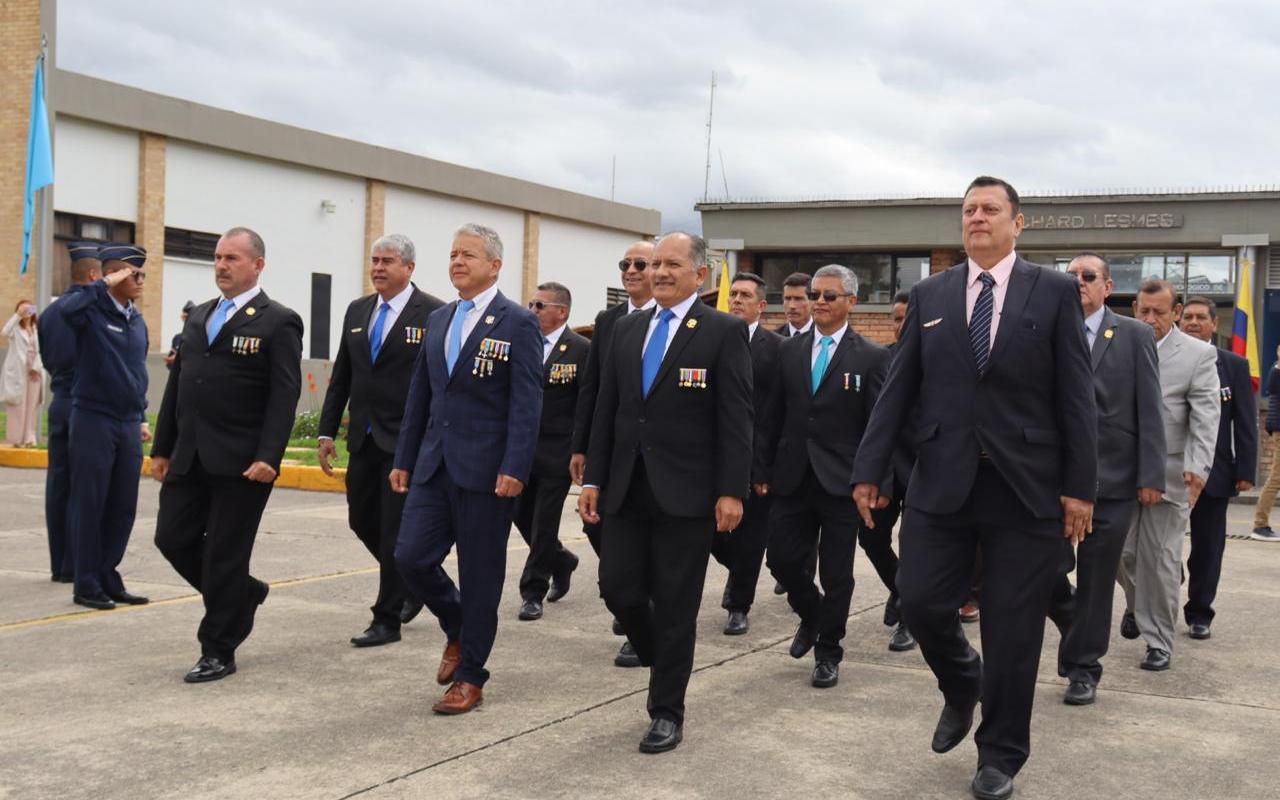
[1033,250,1236,297]
[606,287,628,307]
[756,251,927,305]
[165,227,220,262]
[51,212,136,296]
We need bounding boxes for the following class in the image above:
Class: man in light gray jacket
[1119,279,1219,672]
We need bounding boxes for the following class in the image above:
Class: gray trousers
[1117,498,1188,655]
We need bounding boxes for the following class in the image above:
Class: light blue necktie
[370,302,390,362]
[811,335,833,394]
[543,336,552,363]
[206,298,236,342]
[446,299,475,375]
[642,309,675,397]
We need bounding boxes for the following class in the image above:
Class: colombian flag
[1232,254,1261,391]
[715,261,731,312]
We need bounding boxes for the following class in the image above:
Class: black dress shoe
[789,624,817,659]
[1188,622,1211,640]
[773,580,787,596]
[723,610,749,636]
[888,623,917,652]
[547,564,576,603]
[931,698,978,753]
[73,592,116,610]
[1141,647,1171,671]
[518,599,543,621]
[51,574,73,584]
[183,656,236,683]
[971,766,1014,800]
[1063,680,1096,706]
[812,661,839,688]
[638,718,682,753]
[1120,611,1139,640]
[614,641,642,668]
[108,590,150,605]
[612,618,625,636]
[883,594,901,627]
[350,623,401,647]
[400,598,423,625]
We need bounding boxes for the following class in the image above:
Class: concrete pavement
[2,467,1279,799]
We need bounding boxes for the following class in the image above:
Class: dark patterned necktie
[969,272,995,374]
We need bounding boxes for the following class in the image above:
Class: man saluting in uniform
[151,227,303,683]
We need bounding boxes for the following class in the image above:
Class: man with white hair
[319,233,444,647]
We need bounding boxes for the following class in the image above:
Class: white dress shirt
[368,283,416,348]
[965,250,1017,349]
[542,323,567,363]
[1083,306,1105,351]
[748,321,759,341]
[109,295,135,319]
[444,282,500,360]
[642,291,700,358]
[788,319,814,336]
[628,297,657,315]
[810,323,848,368]
[207,285,263,338]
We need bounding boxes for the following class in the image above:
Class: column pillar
[361,179,386,296]
[0,0,46,325]
[137,132,166,350]
[522,212,540,304]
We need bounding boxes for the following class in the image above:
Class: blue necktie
[642,309,675,397]
[207,298,236,342]
[543,336,552,363]
[969,272,996,374]
[370,302,390,362]
[446,299,475,375]
[811,335,833,393]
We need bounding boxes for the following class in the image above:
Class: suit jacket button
[639,417,646,423]
[443,421,450,428]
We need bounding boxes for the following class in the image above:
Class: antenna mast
[703,71,716,201]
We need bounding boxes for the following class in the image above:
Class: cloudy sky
[57,0,1280,232]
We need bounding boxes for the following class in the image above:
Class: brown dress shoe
[437,640,461,685]
[432,681,483,715]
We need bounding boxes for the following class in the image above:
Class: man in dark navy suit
[711,272,780,636]
[579,232,752,754]
[390,223,543,715]
[757,265,889,689]
[852,177,1097,800]
[774,272,814,338]
[514,281,590,621]
[570,239,655,665]
[319,233,444,647]
[1179,296,1257,640]
[152,227,304,683]
[38,241,100,583]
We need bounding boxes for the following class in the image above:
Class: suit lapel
[649,300,705,398]
[450,290,508,384]
[214,290,269,346]
[1091,307,1116,372]
[815,327,855,395]
[378,289,425,367]
[192,299,216,347]
[985,259,1036,372]
[353,294,378,370]
[944,266,977,375]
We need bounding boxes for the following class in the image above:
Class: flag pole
[36,35,54,314]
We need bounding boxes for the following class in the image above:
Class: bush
[292,411,321,440]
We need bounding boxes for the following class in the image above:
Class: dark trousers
[766,470,858,663]
[514,471,579,601]
[600,460,713,724]
[711,490,771,612]
[155,456,274,661]
[1185,495,1231,626]
[865,498,903,603]
[897,463,1061,778]
[67,409,142,597]
[345,442,413,628]
[45,395,73,578]
[582,520,602,555]
[395,466,514,687]
[1058,498,1137,685]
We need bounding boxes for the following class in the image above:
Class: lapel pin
[485,315,495,324]
[923,317,942,328]
[843,372,850,390]
[245,307,257,317]
[855,374,862,392]
[351,327,363,333]
[559,343,568,352]
[1103,329,1114,339]
[686,318,698,329]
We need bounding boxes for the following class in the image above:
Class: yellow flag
[715,261,731,312]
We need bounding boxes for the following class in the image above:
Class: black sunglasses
[1069,270,1100,283]
[806,290,850,302]
[527,300,567,311]
[618,258,648,272]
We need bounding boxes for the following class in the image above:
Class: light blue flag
[22,56,54,275]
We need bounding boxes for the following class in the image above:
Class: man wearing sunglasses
[1047,252,1165,706]
[757,265,890,689]
[852,176,1097,800]
[54,243,152,611]
[570,239,655,667]
[514,282,590,622]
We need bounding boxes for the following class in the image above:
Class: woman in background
[2,299,43,446]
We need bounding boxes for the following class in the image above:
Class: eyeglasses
[806,290,851,302]
[1068,271,1099,283]
[618,258,648,272]
[109,268,146,283]
[528,300,567,311]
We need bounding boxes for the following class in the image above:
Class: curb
[0,447,346,494]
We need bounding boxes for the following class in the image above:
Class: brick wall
[931,249,963,274]
[0,0,43,337]
[361,179,385,296]
[760,309,895,344]
[137,133,166,349]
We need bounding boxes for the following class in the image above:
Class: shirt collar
[1157,326,1176,348]
[109,294,134,317]
[814,323,849,347]
[223,285,262,310]
[379,283,415,313]
[543,323,567,347]
[967,250,1018,288]
[460,282,499,314]
[1084,306,1106,335]
[791,319,813,335]
[628,296,657,314]
[748,321,759,340]
[657,291,700,323]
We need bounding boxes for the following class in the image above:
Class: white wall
[383,185,525,302]
[159,257,218,349]
[538,217,646,327]
[54,117,138,222]
[165,141,367,358]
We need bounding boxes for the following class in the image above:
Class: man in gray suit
[1119,279,1219,672]
[1055,254,1166,705]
